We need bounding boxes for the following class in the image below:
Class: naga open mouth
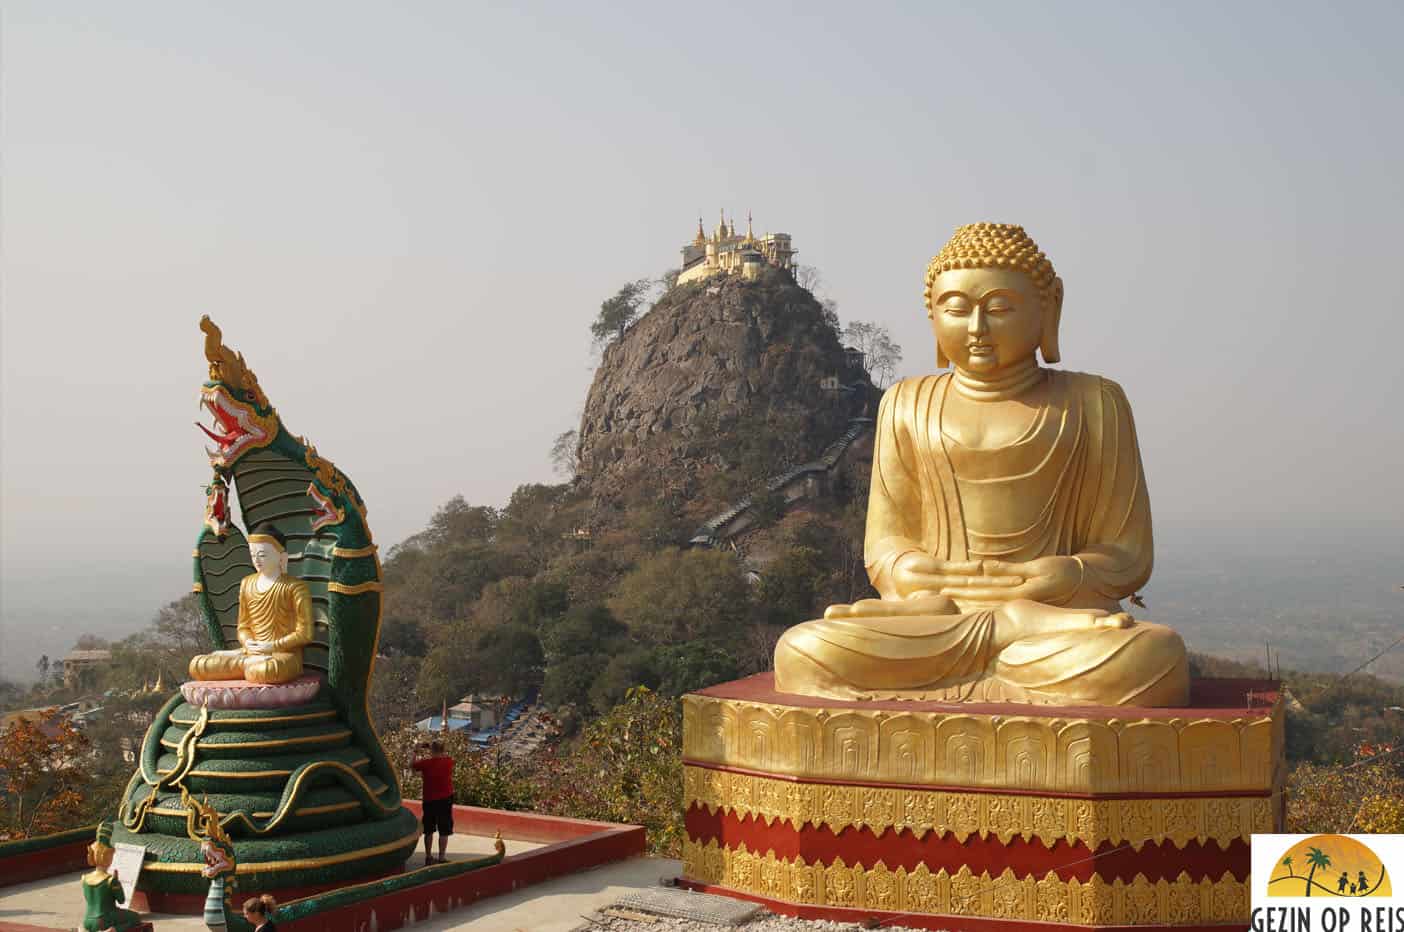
[198,385,274,467]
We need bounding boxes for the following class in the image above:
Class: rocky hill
[576,268,877,507]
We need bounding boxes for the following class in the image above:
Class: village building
[61,648,112,686]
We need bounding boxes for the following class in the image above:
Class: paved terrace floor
[0,832,680,932]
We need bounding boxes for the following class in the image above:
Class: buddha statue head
[924,223,1064,374]
[247,523,288,578]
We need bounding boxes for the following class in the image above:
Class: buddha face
[929,267,1052,375]
[248,540,286,577]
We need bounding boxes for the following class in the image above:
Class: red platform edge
[676,878,1248,932]
[0,803,646,932]
[0,836,90,889]
[696,673,1281,720]
[0,925,152,932]
[685,804,1251,884]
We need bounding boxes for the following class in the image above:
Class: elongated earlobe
[929,309,950,368]
[1040,277,1064,364]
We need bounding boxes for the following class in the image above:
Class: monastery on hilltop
[677,210,796,285]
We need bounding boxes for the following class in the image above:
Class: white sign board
[110,842,146,905]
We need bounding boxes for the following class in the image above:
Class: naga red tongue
[196,421,236,445]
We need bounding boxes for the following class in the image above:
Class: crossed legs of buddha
[188,649,303,684]
[773,598,1189,706]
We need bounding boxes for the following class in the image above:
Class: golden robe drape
[773,370,1188,706]
[865,370,1152,609]
[189,575,314,684]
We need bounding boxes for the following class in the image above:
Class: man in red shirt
[412,740,456,864]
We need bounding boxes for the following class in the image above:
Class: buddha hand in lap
[773,223,1189,707]
[189,524,313,685]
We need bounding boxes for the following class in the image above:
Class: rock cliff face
[577,269,875,497]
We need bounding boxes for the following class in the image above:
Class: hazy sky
[3,2,1402,680]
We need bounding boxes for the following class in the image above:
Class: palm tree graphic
[1304,847,1333,897]
[1282,856,1295,878]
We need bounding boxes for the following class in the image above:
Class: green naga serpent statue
[112,317,424,900]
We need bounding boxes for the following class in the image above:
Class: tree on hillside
[0,714,92,840]
[590,279,652,346]
[394,496,498,554]
[369,655,420,733]
[536,686,685,855]
[793,264,822,293]
[756,545,829,629]
[658,268,680,293]
[609,548,753,644]
[653,642,738,697]
[843,320,903,387]
[550,430,579,478]
[474,624,544,697]
[495,483,588,573]
[149,595,212,656]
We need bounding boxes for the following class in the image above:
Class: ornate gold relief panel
[682,693,1280,794]
[681,838,1251,924]
[1240,718,1275,788]
[777,709,819,776]
[1055,720,1120,791]
[821,712,879,780]
[1119,721,1180,792]
[877,713,935,782]
[684,766,1267,849]
[739,705,779,772]
[1179,720,1240,790]
[936,715,995,786]
[996,718,1055,789]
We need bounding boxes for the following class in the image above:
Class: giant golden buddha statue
[189,524,314,684]
[774,223,1189,707]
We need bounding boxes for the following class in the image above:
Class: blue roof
[415,715,473,733]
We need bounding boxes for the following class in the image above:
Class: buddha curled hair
[924,223,1060,313]
[243,894,277,918]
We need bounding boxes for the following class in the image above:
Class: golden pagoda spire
[745,210,755,243]
[694,214,706,246]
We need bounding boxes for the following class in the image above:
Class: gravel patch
[571,907,942,931]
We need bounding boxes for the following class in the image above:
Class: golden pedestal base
[681,674,1284,930]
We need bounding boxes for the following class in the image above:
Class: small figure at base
[81,824,143,932]
[242,894,278,931]
[413,739,455,864]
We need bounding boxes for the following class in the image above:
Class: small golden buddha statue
[774,223,1189,707]
[189,524,314,684]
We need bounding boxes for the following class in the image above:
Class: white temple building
[677,210,796,285]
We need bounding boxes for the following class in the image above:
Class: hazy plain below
[1,520,1398,687]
